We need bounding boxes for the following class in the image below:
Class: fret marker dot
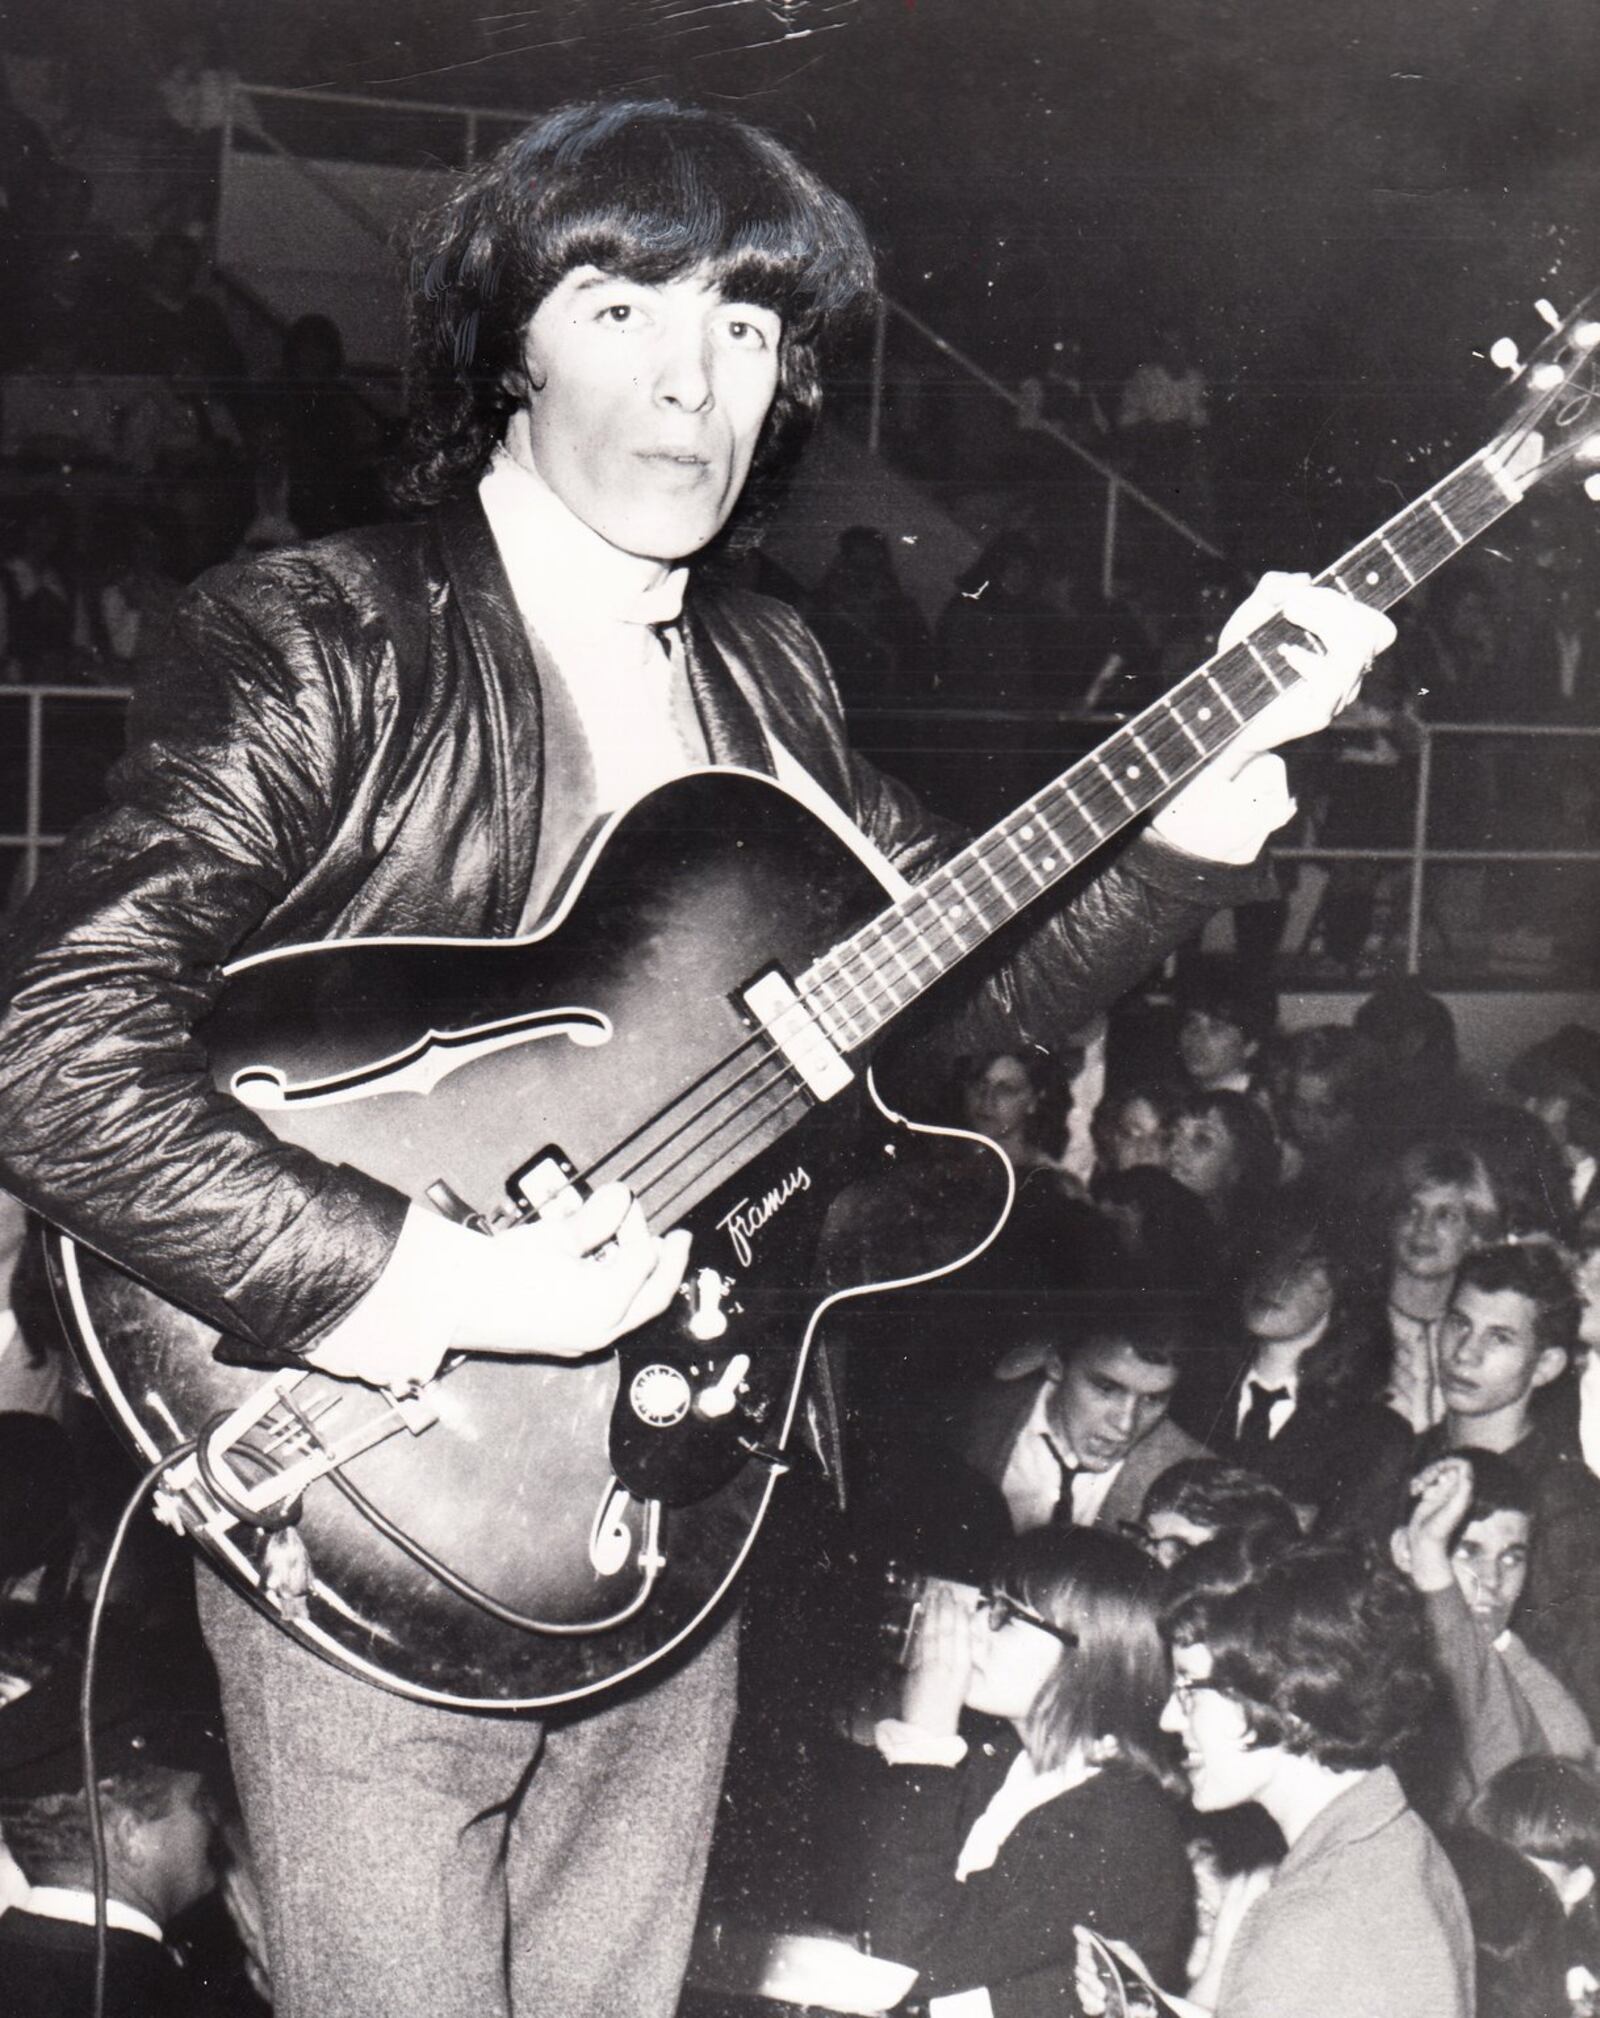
[1127,765,1140,779]
[1365,569,1380,585]
[1020,825,1034,840]
[1198,707,1212,722]
[1042,857,1056,871]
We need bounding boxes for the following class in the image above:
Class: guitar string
[525,518,1473,1220]
[576,657,1288,1216]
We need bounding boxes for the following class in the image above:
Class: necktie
[1045,1436,1080,1528]
[1236,1381,1288,1458]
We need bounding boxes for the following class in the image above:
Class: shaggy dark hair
[392,97,878,515]
[1053,1290,1195,1374]
[1140,1459,1302,1559]
[1453,1241,1581,1364]
[1002,1526,1181,1791]
[1237,1202,1389,1421]
[1171,1088,1280,1210]
[1471,1756,1600,1876]
[1165,1540,1434,1770]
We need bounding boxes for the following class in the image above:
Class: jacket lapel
[678,605,775,773]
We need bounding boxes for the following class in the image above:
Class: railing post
[1405,724,1434,975]
[867,297,888,457]
[1100,477,1120,603]
[24,689,43,900]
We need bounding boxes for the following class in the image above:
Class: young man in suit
[961,1296,1209,1537]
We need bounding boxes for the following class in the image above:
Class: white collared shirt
[999,1385,1122,1532]
[1235,1369,1298,1442]
[955,1747,1099,1881]
[19,1885,164,1944]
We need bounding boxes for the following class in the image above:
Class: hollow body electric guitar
[53,299,1600,1709]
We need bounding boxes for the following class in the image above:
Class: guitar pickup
[740,969,853,1103]
[508,1145,586,1221]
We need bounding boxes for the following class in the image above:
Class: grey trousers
[197,1568,740,2018]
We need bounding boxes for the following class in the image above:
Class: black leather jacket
[0,497,1270,1358]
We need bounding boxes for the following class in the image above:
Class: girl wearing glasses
[858,1526,1193,2018]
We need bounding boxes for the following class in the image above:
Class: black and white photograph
[0,3,1598,2014]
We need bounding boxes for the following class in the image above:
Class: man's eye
[725,318,769,347]
[599,304,634,325]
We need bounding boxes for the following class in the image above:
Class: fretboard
[803,441,1527,1052]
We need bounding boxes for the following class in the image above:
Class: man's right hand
[450,1183,691,1358]
[304,1183,691,1392]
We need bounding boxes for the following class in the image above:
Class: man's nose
[1159,1691,1183,1733]
[655,334,714,412]
[1107,1396,1138,1436]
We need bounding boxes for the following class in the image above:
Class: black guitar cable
[80,1441,199,2018]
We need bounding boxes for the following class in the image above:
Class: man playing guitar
[0,98,1389,2018]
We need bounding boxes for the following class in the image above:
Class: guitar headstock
[1485,293,1600,500]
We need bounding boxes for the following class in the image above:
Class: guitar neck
[803,441,1529,1051]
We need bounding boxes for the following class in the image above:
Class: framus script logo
[717,1167,812,1268]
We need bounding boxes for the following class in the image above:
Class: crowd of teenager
[6,912,1600,2016]
[689,971,1600,2018]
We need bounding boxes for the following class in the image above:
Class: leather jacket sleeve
[0,565,411,1358]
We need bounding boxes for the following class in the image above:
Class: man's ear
[1042,1351,1066,1387]
[1389,1527,1414,1576]
[1531,1345,1569,1393]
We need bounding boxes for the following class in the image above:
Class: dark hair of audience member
[394,97,878,511]
[0,1413,78,1605]
[1470,1757,1600,1990]
[1453,1241,1582,1363]
[1169,1087,1280,1214]
[1141,1459,1303,1562]
[1000,1527,1181,1793]
[1238,1201,1390,1414]
[1353,977,1460,1082]
[1175,957,1279,1054]
[1165,1541,1434,1771]
[1462,1104,1578,1244]
[1066,1291,1195,1374]
[1440,1826,1569,2018]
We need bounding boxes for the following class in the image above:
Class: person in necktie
[960,1294,1209,1541]
[1189,1202,1411,1533]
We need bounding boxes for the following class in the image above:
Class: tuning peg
[1535,299,1562,328]
[1489,337,1522,374]
[1585,474,1600,502]
[1575,321,1600,351]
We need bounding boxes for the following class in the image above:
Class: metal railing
[6,686,1595,991]
[862,297,1223,601]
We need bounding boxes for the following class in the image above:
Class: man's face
[1167,1109,1241,1203]
[1104,1094,1166,1172]
[1161,1642,1272,1813]
[1178,1009,1253,1090]
[1439,1283,1562,1425]
[1390,1181,1482,1282]
[1283,1070,1350,1155]
[519,264,781,562]
[1449,1508,1531,1640]
[1044,1338,1177,1471]
[1243,1247,1334,1343]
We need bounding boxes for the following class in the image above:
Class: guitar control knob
[684,1268,732,1341]
[696,1354,751,1421]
